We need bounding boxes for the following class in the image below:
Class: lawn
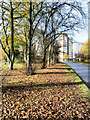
[2,62,90,119]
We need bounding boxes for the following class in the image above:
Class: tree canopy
[0,1,87,73]
[80,41,90,61]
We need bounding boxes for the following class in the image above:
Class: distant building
[69,37,73,59]
[57,33,73,62]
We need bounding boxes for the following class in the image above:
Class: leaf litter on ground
[2,63,90,119]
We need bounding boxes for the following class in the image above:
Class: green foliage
[0,1,87,71]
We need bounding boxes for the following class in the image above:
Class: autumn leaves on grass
[2,63,89,119]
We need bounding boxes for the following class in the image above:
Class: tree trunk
[47,44,51,67]
[9,61,14,70]
[51,44,53,64]
[10,1,15,70]
[24,32,28,67]
[42,47,47,69]
[7,57,14,70]
[51,41,55,65]
[27,1,32,75]
[51,8,55,65]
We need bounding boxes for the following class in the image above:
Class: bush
[85,59,88,63]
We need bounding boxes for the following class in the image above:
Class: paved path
[63,62,90,89]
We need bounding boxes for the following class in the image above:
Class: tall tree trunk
[7,56,12,70]
[51,10,55,65]
[51,40,55,65]
[9,60,14,70]
[26,38,28,67]
[27,1,32,75]
[47,44,51,67]
[42,6,48,69]
[51,43,53,64]
[42,46,47,69]
[24,32,28,67]
[10,1,14,70]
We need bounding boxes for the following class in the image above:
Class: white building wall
[69,38,73,59]
[57,33,73,62]
[57,35,64,62]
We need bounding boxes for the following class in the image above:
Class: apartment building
[69,37,73,59]
[57,33,73,62]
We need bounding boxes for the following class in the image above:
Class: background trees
[80,41,90,62]
[0,1,86,74]
[63,54,69,60]
[0,1,26,70]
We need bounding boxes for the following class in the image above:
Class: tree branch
[14,14,26,19]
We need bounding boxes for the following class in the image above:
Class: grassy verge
[65,67,89,101]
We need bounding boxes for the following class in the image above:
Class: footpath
[63,62,90,89]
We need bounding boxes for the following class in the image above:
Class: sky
[74,1,88,43]
[73,30,88,57]
[0,0,89,57]
[72,0,88,57]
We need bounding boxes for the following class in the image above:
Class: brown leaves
[2,63,89,119]
[2,85,89,119]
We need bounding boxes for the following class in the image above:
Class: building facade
[57,33,73,62]
[69,37,73,59]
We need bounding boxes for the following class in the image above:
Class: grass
[3,62,89,100]
[65,66,89,101]
[2,62,89,119]
[1,61,8,71]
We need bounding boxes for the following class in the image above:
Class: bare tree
[39,2,86,68]
[0,1,86,72]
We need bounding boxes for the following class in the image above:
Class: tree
[80,41,90,61]
[0,1,25,70]
[25,2,71,73]
[63,54,69,59]
[0,1,86,73]
[0,1,15,70]
[38,2,86,68]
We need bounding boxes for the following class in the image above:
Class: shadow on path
[1,71,74,76]
[36,72,74,74]
[47,68,72,70]
[2,63,83,92]
[3,81,84,92]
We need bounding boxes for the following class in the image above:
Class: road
[63,62,90,89]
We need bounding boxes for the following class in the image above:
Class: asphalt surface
[63,62,90,89]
